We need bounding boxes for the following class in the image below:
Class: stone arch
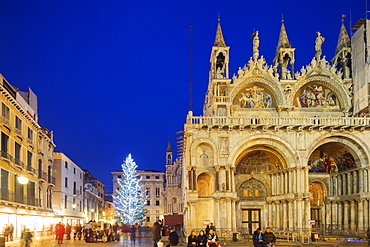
[238,178,267,200]
[230,76,285,107]
[291,75,351,112]
[190,138,218,167]
[306,133,370,171]
[197,173,212,197]
[228,134,298,169]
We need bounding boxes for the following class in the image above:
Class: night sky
[0,0,364,192]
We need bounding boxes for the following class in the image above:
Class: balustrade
[187,116,370,128]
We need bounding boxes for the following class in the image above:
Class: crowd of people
[53,221,120,244]
[152,220,220,247]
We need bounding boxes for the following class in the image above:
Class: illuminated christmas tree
[113,154,146,225]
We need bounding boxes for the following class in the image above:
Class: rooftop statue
[315,31,325,59]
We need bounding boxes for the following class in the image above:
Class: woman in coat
[187,230,197,247]
[196,230,207,246]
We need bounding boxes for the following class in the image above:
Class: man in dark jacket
[252,228,264,247]
[166,228,179,247]
[152,220,162,247]
[262,227,276,247]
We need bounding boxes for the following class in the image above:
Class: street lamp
[72,204,77,209]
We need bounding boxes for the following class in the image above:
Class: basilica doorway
[242,209,261,234]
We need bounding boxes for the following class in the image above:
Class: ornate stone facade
[183,17,370,238]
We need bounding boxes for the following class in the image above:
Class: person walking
[207,229,218,247]
[74,224,82,240]
[196,230,207,246]
[65,224,71,240]
[262,227,276,247]
[8,223,14,241]
[55,222,66,244]
[3,224,10,242]
[152,220,162,247]
[22,228,33,247]
[187,230,197,247]
[252,228,264,247]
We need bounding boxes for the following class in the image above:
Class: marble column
[288,169,293,193]
[288,200,293,230]
[215,198,220,228]
[325,201,331,227]
[297,199,303,230]
[282,201,287,230]
[350,200,355,229]
[226,167,230,191]
[331,202,337,225]
[267,202,273,227]
[337,202,343,227]
[357,198,364,231]
[364,199,369,230]
[304,199,310,230]
[192,169,197,191]
[276,201,281,230]
[364,169,368,193]
[342,174,347,195]
[231,199,236,231]
[343,201,349,230]
[215,168,220,191]
[359,169,364,193]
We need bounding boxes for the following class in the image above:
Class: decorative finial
[341,14,346,22]
[281,14,284,23]
[218,13,221,23]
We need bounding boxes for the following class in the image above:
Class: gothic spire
[166,139,172,152]
[276,16,291,51]
[214,14,226,47]
[336,18,351,53]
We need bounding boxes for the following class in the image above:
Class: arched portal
[197,173,211,197]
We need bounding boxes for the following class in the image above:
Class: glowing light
[0,208,15,213]
[17,176,29,184]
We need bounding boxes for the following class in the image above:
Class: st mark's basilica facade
[182,17,370,238]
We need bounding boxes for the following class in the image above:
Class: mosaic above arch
[308,143,357,173]
[294,83,339,108]
[233,85,273,109]
[236,149,283,174]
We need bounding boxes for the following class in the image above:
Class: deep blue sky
[0,0,364,192]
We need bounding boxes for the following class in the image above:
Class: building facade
[83,169,105,222]
[0,74,56,237]
[183,17,370,238]
[112,169,165,226]
[163,140,185,226]
[53,151,85,224]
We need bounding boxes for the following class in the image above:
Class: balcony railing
[0,150,13,160]
[26,165,36,174]
[14,127,22,136]
[14,159,25,169]
[0,115,10,126]
[187,116,370,128]
[38,171,48,181]
[0,188,40,207]
[48,176,56,185]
